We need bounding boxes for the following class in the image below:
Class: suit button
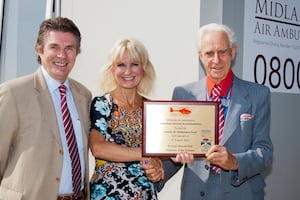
[200,191,205,196]
[59,149,64,155]
[205,164,210,170]
[56,177,60,182]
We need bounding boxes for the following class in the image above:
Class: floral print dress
[90,93,157,200]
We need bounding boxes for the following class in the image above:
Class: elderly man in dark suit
[156,23,273,200]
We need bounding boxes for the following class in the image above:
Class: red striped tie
[59,85,81,199]
[211,84,224,174]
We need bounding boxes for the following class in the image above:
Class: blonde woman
[89,38,163,200]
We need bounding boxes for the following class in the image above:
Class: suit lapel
[69,80,88,141]
[69,80,89,155]
[191,79,206,100]
[69,80,90,183]
[221,77,250,145]
[177,77,252,145]
[34,68,62,145]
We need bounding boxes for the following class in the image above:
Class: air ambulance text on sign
[243,0,300,94]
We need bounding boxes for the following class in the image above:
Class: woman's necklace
[111,90,142,111]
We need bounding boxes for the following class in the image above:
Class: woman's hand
[141,157,164,182]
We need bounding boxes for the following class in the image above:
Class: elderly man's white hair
[197,23,237,51]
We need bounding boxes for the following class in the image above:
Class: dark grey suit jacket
[158,76,273,200]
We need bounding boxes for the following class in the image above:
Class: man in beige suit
[0,17,91,200]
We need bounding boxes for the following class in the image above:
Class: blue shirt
[41,66,84,194]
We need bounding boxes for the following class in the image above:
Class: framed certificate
[142,100,218,157]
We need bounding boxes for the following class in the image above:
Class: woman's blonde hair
[99,38,156,96]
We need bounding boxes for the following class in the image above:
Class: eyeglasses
[202,48,231,59]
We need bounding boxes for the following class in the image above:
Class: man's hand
[206,145,238,170]
[171,152,194,164]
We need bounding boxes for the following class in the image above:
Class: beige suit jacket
[0,68,92,200]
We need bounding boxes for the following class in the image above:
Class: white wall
[61,1,200,199]
[62,0,200,100]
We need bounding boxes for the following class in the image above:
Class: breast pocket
[239,115,253,147]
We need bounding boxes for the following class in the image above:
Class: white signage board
[243,0,300,94]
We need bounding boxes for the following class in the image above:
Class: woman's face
[112,53,144,90]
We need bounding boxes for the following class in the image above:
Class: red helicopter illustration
[169,107,192,115]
